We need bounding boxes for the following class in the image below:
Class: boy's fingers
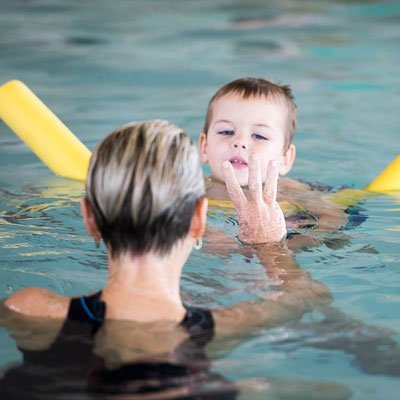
[248,153,263,204]
[221,161,246,211]
[263,160,279,204]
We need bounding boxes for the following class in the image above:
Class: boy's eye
[218,130,234,136]
[253,133,268,140]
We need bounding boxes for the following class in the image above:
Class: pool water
[0,0,399,399]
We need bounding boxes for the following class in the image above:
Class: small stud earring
[194,237,202,250]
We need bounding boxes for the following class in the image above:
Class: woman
[1,120,329,398]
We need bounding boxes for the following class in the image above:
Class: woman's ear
[190,197,208,238]
[279,144,296,176]
[198,132,209,163]
[80,197,101,239]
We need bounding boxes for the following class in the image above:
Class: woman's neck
[101,239,192,322]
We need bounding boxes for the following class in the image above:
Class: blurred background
[1,0,399,189]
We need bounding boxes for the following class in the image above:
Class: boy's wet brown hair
[202,77,297,150]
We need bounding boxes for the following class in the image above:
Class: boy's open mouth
[229,157,248,169]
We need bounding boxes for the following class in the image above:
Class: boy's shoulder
[278,177,336,203]
[278,177,349,231]
[278,177,312,195]
[204,176,228,200]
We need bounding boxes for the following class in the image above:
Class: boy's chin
[224,169,249,187]
[235,175,250,187]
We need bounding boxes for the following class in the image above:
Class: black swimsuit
[0,292,238,399]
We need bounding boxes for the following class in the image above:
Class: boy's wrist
[238,224,287,244]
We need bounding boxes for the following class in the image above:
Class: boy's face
[199,94,295,186]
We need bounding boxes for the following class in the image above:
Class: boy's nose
[231,132,248,149]
[231,139,247,150]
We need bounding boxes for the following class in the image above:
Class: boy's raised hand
[221,154,287,244]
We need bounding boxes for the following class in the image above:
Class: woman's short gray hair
[86,120,205,258]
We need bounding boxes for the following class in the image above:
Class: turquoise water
[0,0,400,398]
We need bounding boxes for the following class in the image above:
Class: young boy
[199,77,348,245]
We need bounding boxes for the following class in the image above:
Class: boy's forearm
[253,243,331,308]
[214,243,331,336]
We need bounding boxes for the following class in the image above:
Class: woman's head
[85,120,205,259]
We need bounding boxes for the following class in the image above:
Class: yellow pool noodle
[0,80,91,182]
[327,154,400,207]
[364,154,400,193]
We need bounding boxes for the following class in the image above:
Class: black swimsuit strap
[67,292,215,341]
[181,305,215,344]
[181,306,214,331]
[68,291,105,323]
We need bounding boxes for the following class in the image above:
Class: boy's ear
[80,197,101,240]
[279,144,296,176]
[198,132,209,163]
[189,197,208,238]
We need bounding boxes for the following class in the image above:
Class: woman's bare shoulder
[4,287,70,319]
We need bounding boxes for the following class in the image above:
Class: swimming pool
[0,0,399,398]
